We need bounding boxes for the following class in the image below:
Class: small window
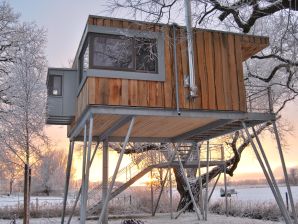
[89,33,158,73]
[48,75,62,96]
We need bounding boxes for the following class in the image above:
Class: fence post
[36,198,39,213]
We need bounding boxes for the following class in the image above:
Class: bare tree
[0,19,47,223]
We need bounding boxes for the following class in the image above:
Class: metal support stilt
[61,141,75,224]
[204,141,210,220]
[224,162,228,217]
[97,116,135,224]
[169,168,173,219]
[153,169,169,216]
[175,148,201,221]
[272,121,298,224]
[80,124,88,223]
[242,121,292,224]
[208,173,221,203]
[197,143,204,215]
[81,115,94,223]
[102,140,109,224]
[67,142,100,224]
[150,169,154,216]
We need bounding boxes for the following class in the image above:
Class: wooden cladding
[75,16,269,119]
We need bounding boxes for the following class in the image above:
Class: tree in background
[107,0,298,211]
[0,2,47,222]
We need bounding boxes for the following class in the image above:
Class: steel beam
[175,147,201,221]
[67,141,100,224]
[97,116,135,224]
[99,115,134,141]
[88,105,274,121]
[242,121,292,224]
[80,124,88,223]
[153,169,169,216]
[272,122,298,224]
[61,141,75,224]
[204,141,210,220]
[81,115,94,224]
[171,119,232,142]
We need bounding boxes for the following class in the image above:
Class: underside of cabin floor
[68,106,275,143]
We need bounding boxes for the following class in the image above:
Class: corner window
[48,75,62,96]
[90,34,158,73]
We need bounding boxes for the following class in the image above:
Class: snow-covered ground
[0,213,284,224]
[211,185,298,203]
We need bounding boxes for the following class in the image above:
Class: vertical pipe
[61,141,75,224]
[98,116,135,224]
[205,141,210,220]
[184,0,197,97]
[242,122,292,224]
[272,121,298,224]
[102,140,109,224]
[172,24,180,115]
[169,168,173,219]
[80,124,87,223]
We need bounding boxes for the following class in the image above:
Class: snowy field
[1,185,298,208]
[211,185,298,203]
[0,213,285,224]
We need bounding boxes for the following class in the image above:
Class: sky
[7,0,298,183]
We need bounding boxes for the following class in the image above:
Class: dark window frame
[48,75,63,97]
[88,33,158,74]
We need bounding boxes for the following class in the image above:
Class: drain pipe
[184,0,197,98]
[172,23,181,115]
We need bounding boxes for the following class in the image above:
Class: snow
[0,213,284,224]
[210,185,298,203]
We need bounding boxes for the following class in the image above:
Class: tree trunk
[9,179,13,195]
[23,164,29,224]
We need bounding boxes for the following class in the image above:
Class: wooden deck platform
[68,105,275,143]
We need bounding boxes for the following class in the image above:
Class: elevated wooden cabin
[47,15,272,142]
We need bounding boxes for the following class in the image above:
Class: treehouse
[47,15,272,142]
[47,15,298,224]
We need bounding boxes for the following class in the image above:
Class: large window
[89,34,158,73]
[48,75,62,96]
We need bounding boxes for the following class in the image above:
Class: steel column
[97,116,135,224]
[224,162,228,217]
[169,168,173,219]
[242,121,292,224]
[208,173,221,203]
[81,115,94,223]
[67,142,100,224]
[272,121,298,224]
[61,141,75,224]
[80,124,88,223]
[204,141,210,220]
[252,126,292,222]
[102,140,109,224]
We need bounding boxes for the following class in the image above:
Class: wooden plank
[88,77,96,104]
[203,31,217,110]
[227,34,240,111]
[191,29,202,109]
[195,31,208,109]
[213,32,225,110]
[220,33,232,110]
[163,26,174,108]
[235,36,247,112]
